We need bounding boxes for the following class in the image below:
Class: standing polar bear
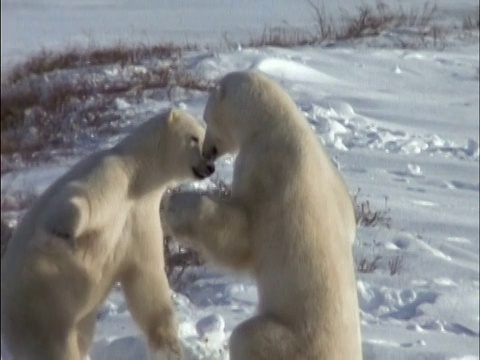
[163,71,362,360]
[1,109,214,360]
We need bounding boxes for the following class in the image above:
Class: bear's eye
[190,136,199,145]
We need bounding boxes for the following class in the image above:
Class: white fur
[1,109,212,360]
[164,71,362,360]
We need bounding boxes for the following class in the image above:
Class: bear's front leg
[160,191,200,239]
[162,191,252,270]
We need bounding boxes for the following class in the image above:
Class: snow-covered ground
[1,0,478,70]
[1,1,479,359]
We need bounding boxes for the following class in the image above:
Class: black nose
[206,163,215,175]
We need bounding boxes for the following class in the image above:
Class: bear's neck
[111,147,170,200]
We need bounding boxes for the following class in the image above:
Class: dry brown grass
[353,189,391,228]
[1,218,14,257]
[164,236,204,286]
[388,254,404,275]
[1,64,214,160]
[352,190,404,275]
[313,0,438,41]
[1,41,213,163]
[1,188,38,214]
[239,0,440,48]
[0,187,39,258]
[4,43,196,85]
[357,254,382,273]
[356,253,405,275]
[161,179,231,286]
[0,0,450,158]
[242,26,317,48]
[1,77,110,133]
[463,7,480,30]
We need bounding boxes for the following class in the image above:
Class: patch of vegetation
[237,25,318,48]
[388,254,404,275]
[1,63,214,167]
[462,7,480,30]
[4,42,197,85]
[1,188,38,214]
[235,0,440,48]
[357,254,382,273]
[353,189,391,228]
[356,253,405,275]
[161,179,231,286]
[1,218,14,257]
[352,190,406,276]
[0,187,39,258]
[1,0,466,167]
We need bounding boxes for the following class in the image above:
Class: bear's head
[202,71,288,161]
[121,109,215,184]
[162,109,215,181]
[202,82,239,161]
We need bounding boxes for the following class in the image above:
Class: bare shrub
[246,25,318,48]
[356,253,405,275]
[161,179,231,286]
[388,254,404,275]
[340,1,437,39]
[168,68,215,93]
[305,0,438,42]
[164,235,203,278]
[1,187,37,257]
[1,40,214,165]
[353,189,391,228]
[357,254,382,273]
[1,189,38,213]
[1,218,14,257]
[403,2,438,28]
[1,76,112,132]
[462,8,480,30]
[353,189,402,276]
[5,43,194,85]
[240,0,441,49]
[306,0,336,41]
[1,62,214,163]
[340,2,396,39]
[160,187,199,285]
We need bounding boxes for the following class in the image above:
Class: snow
[1,1,479,359]
[1,0,477,71]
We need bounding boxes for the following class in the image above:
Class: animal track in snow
[408,320,478,337]
[448,180,479,192]
[357,282,439,321]
[303,102,479,161]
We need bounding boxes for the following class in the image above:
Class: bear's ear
[167,109,179,124]
[217,83,226,101]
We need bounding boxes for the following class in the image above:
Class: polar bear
[162,71,362,360]
[1,109,214,360]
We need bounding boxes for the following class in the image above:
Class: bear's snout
[192,162,215,179]
[206,163,215,175]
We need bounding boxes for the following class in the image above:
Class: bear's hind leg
[121,266,183,360]
[229,315,303,360]
[28,330,83,360]
[76,311,97,358]
[3,311,83,360]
